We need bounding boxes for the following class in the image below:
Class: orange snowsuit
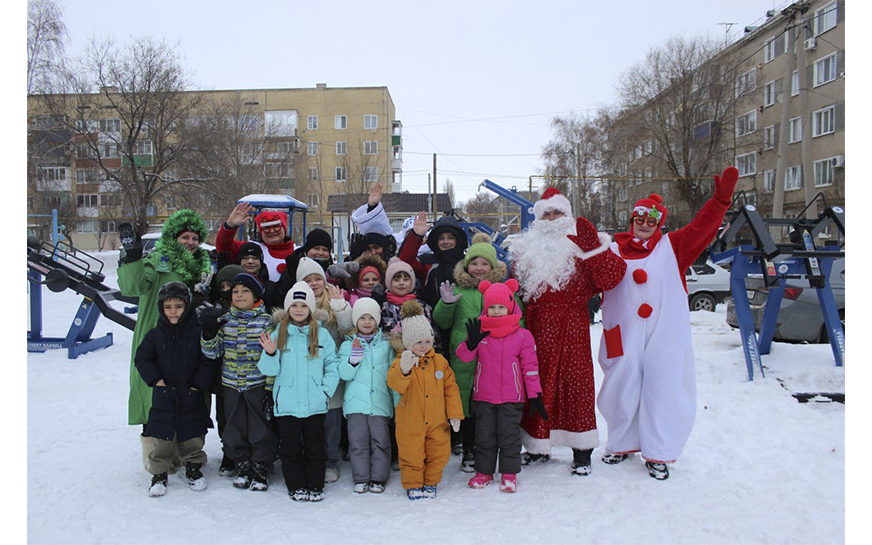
[387,348,464,489]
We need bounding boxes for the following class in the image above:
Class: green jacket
[432,260,524,417]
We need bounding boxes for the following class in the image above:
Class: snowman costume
[597,167,738,465]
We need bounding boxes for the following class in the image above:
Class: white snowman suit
[597,191,732,464]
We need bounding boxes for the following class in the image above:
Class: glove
[349,232,366,259]
[194,272,213,296]
[528,393,549,421]
[382,236,398,260]
[464,318,490,351]
[399,350,418,375]
[118,222,143,263]
[714,166,739,204]
[566,217,602,253]
[263,393,274,421]
[439,281,462,304]
[450,418,461,433]
[196,302,224,340]
[370,284,386,307]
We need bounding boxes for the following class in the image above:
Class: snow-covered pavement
[27,252,844,544]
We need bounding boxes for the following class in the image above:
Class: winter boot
[468,472,494,489]
[571,448,593,476]
[520,452,551,466]
[422,485,437,499]
[460,450,475,473]
[500,473,517,493]
[406,487,424,500]
[148,472,168,497]
[325,466,340,483]
[353,482,370,494]
[249,461,269,491]
[391,459,400,471]
[308,487,325,502]
[218,455,237,477]
[179,462,207,491]
[602,452,630,465]
[233,460,252,489]
[452,441,464,456]
[290,488,309,502]
[369,481,386,494]
[646,461,670,480]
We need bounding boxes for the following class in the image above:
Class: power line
[403,108,599,128]
[403,150,561,157]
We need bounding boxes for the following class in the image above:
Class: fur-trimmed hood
[346,253,388,291]
[452,259,507,290]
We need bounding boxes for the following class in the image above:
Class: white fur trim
[259,220,282,228]
[533,193,573,220]
[521,428,599,454]
[578,233,613,260]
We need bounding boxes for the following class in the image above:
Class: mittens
[566,217,602,253]
[450,418,461,433]
[464,318,490,351]
[714,166,739,205]
[400,350,418,375]
[118,223,143,263]
[196,302,224,340]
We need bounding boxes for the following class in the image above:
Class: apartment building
[27,84,404,250]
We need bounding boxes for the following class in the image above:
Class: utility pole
[718,22,736,48]
[432,153,437,218]
[797,13,817,219]
[773,16,798,229]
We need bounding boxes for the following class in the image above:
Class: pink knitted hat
[385,257,415,288]
[479,279,519,314]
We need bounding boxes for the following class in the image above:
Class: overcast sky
[59,0,786,204]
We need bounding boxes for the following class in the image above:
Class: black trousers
[276,413,327,491]
[473,401,524,475]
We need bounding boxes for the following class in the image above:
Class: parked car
[725,258,845,343]
[142,232,215,254]
[686,261,731,311]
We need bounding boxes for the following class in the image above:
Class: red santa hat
[533,187,573,220]
[255,210,288,237]
[631,193,668,228]
[479,278,520,314]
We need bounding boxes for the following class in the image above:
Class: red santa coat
[519,241,626,453]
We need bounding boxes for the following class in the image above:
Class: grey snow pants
[473,401,525,475]
[346,413,391,484]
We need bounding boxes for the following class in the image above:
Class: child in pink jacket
[455,279,547,492]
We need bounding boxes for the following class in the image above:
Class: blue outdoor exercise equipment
[453,180,536,263]
[237,194,309,244]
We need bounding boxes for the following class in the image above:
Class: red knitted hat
[631,193,668,227]
[479,279,519,314]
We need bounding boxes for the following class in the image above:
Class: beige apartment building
[27,84,403,250]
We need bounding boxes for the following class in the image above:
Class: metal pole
[797,17,817,219]
[51,209,59,246]
[773,21,797,233]
[432,153,437,218]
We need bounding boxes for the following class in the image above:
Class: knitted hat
[215,264,244,287]
[296,256,326,283]
[533,187,573,220]
[284,281,317,313]
[464,232,498,268]
[303,228,333,253]
[162,209,208,241]
[631,193,668,228]
[385,257,415,288]
[479,278,519,314]
[239,242,263,260]
[400,300,433,349]
[231,272,264,301]
[363,231,388,249]
[254,210,287,237]
[352,297,382,327]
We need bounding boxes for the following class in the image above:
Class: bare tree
[443,178,456,206]
[541,112,604,221]
[27,0,68,94]
[460,192,503,232]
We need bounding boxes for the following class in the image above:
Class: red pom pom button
[638,304,653,318]
[633,269,648,284]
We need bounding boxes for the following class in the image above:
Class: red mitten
[714,166,739,205]
[567,217,602,253]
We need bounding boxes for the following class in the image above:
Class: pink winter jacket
[455,327,542,405]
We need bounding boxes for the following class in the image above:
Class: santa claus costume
[597,167,738,480]
[508,188,626,476]
[216,211,296,282]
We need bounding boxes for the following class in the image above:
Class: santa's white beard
[508,216,582,302]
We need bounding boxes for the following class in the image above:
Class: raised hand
[439,281,462,304]
[226,202,255,228]
[327,263,351,280]
[412,211,429,236]
[352,337,362,350]
[326,283,345,300]
[196,302,224,340]
[566,217,602,253]
[400,350,419,375]
[464,318,490,351]
[349,232,366,258]
[367,182,383,207]
[259,331,277,356]
[714,166,739,204]
[450,418,461,433]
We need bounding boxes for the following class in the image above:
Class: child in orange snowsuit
[387,300,463,500]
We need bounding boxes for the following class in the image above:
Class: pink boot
[467,472,494,489]
[500,474,517,493]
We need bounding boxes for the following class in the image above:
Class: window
[75,119,97,133]
[335,115,347,130]
[133,140,152,155]
[239,115,259,133]
[618,211,627,223]
[785,165,802,191]
[307,115,318,130]
[335,141,347,156]
[77,194,98,208]
[764,81,778,107]
[618,163,627,176]
[102,143,118,158]
[812,105,835,137]
[308,194,320,208]
[764,37,777,63]
[736,68,756,97]
[165,195,178,210]
[645,167,652,178]
[364,115,378,130]
[814,53,837,87]
[335,167,347,182]
[745,192,757,206]
[307,141,318,156]
[364,141,378,155]
[791,70,799,97]
[735,152,756,177]
[618,187,627,202]
[736,111,757,137]
[814,158,834,187]
[308,167,319,181]
[101,220,117,233]
[813,1,837,36]
[101,193,122,207]
[75,169,100,185]
[763,125,776,150]
[789,117,802,143]
[644,140,653,155]
[635,171,642,185]
[266,162,293,178]
[76,220,98,234]
[364,167,379,183]
[40,167,66,182]
[99,119,120,133]
[764,170,775,193]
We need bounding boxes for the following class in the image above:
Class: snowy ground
[27,252,845,544]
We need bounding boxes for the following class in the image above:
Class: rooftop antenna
[718,22,736,48]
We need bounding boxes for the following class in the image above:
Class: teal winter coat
[338,333,399,418]
[257,321,339,418]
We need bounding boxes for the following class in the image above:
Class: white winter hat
[533,187,573,220]
[284,281,317,313]
[296,256,326,283]
[352,297,382,327]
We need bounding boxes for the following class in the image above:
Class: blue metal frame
[236,195,309,243]
[477,180,535,231]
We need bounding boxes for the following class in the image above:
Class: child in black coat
[135,282,215,497]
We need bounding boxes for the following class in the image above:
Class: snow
[27,251,845,544]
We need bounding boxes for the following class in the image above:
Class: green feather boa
[154,237,212,287]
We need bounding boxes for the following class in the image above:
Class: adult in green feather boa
[118,209,212,470]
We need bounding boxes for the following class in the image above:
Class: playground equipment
[453,180,535,262]
[26,209,65,247]
[27,236,136,359]
[237,194,309,244]
[709,192,845,380]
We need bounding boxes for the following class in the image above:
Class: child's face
[357,314,378,335]
[162,298,186,324]
[437,232,457,251]
[467,257,492,279]
[232,284,256,310]
[218,280,232,292]
[390,271,412,296]
[305,274,326,297]
[487,304,509,317]
[365,243,384,258]
[240,256,261,275]
[411,339,432,356]
[289,301,311,324]
[307,245,331,259]
[360,272,380,290]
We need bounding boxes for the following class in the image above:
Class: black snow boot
[218,455,237,477]
[179,462,207,491]
[233,460,252,489]
[460,449,475,473]
[148,472,168,497]
[646,461,669,480]
[602,452,630,465]
[571,448,593,476]
[520,452,551,466]
[249,461,269,491]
